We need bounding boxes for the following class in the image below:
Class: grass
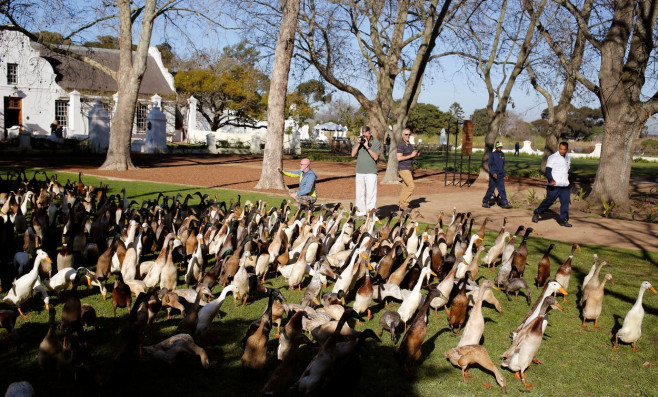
[1,170,657,396]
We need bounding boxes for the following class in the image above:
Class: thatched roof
[33,43,176,98]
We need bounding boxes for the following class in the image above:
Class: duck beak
[650,287,657,294]
[492,285,502,292]
[558,286,568,296]
[103,294,107,301]
[430,271,438,277]
[45,302,50,311]
[553,302,565,313]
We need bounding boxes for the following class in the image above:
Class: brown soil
[4,153,656,252]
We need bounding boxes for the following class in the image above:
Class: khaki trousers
[398,169,415,209]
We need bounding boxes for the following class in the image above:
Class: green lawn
[0,170,657,396]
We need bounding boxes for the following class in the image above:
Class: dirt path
[4,153,657,252]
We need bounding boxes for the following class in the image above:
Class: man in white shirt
[532,142,572,227]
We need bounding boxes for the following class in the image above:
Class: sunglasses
[403,134,411,136]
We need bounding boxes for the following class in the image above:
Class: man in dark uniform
[482,140,512,209]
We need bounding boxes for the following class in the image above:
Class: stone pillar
[144,106,167,153]
[151,93,162,108]
[88,98,111,153]
[591,143,602,157]
[292,129,301,155]
[112,93,119,117]
[207,133,217,154]
[187,96,198,133]
[521,140,534,154]
[18,130,31,150]
[250,133,261,154]
[68,90,82,137]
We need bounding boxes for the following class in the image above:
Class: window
[55,100,69,127]
[136,102,148,132]
[7,63,18,85]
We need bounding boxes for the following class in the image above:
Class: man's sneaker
[558,220,572,227]
[482,203,490,208]
[532,213,539,223]
[501,203,512,209]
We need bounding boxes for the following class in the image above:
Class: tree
[316,98,368,134]
[174,50,269,131]
[501,111,532,140]
[292,0,456,183]
[471,108,489,136]
[532,0,658,207]
[34,31,71,45]
[254,0,301,190]
[524,0,591,171]
[444,0,547,178]
[295,79,331,105]
[406,103,455,135]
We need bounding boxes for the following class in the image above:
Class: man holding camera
[351,126,381,217]
[397,127,420,211]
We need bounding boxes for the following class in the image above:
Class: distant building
[0,29,180,140]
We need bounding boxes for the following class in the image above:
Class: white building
[0,29,180,140]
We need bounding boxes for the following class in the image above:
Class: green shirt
[356,137,381,174]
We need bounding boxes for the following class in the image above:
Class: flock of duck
[0,170,655,396]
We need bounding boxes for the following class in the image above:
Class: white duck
[513,280,568,339]
[458,279,496,347]
[195,285,238,338]
[3,249,51,317]
[331,249,363,295]
[615,281,657,351]
[429,267,456,313]
[398,267,436,329]
[455,235,482,280]
[482,231,510,269]
[185,233,205,286]
[42,267,87,294]
[230,253,250,305]
[581,254,599,289]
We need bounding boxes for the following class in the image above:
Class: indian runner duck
[394,288,444,374]
[458,279,497,347]
[614,281,657,351]
[554,243,580,302]
[398,267,436,330]
[501,296,560,389]
[535,243,555,288]
[445,344,506,393]
[195,285,238,338]
[581,273,613,329]
[3,249,52,317]
[143,333,209,368]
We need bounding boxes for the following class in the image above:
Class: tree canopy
[405,102,456,135]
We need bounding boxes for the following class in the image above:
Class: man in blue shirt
[482,141,512,209]
[278,158,317,207]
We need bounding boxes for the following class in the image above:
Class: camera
[359,135,366,145]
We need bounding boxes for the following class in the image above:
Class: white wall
[0,30,68,136]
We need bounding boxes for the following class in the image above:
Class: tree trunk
[101,88,138,170]
[255,0,300,190]
[99,0,158,171]
[590,106,641,208]
[382,122,404,184]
